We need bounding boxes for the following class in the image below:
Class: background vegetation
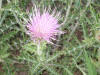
[0,0,100,75]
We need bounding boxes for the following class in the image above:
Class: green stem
[37,42,43,61]
[0,0,2,18]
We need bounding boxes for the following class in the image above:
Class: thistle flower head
[26,6,63,43]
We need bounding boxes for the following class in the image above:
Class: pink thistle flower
[26,6,63,44]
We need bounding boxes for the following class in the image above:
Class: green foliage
[23,42,37,53]
[82,37,95,47]
[84,50,97,75]
[0,0,100,75]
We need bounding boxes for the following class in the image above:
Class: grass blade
[84,50,97,75]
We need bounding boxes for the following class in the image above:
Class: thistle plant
[25,5,63,62]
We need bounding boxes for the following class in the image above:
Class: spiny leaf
[0,30,18,44]
[23,42,37,53]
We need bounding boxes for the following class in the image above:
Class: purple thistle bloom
[26,6,63,44]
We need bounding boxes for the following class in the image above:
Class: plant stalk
[37,42,44,61]
[0,0,2,18]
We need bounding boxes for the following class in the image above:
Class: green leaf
[46,66,60,75]
[84,50,97,75]
[23,42,37,53]
[0,31,18,44]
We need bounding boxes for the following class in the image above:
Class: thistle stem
[37,42,43,61]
